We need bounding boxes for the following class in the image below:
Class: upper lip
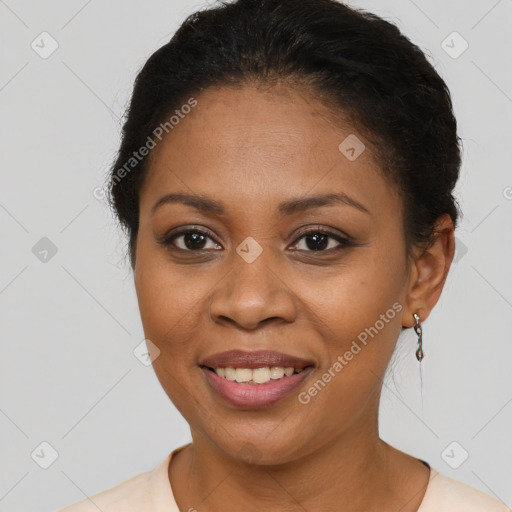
[200,350,314,370]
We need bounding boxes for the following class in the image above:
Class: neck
[168,409,425,511]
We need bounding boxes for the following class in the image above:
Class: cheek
[134,239,225,374]
[296,247,407,403]
[134,253,209,415]
[134,243,192,356]
[304,251,405,340]
[135,232,193,325]
[295,273,403,438]
[136,272,203,353]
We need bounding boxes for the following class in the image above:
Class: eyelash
[158,226,354,254]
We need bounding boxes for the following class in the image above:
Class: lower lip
[200,366,313,409]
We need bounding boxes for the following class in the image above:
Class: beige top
[58,444,511,512]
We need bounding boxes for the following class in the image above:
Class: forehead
[140,84,398,216]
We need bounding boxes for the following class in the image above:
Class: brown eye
[160,228,222,252]
[291,228,353,252]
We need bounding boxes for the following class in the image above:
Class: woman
[60,0,510,510]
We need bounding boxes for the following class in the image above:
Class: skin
[134,84,455,511]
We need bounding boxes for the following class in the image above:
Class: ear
[401,214,456,328]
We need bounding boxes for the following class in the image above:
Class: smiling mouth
[201,365,313,385]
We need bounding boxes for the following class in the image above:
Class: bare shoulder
[57,447,184,511]
[57,470,154,512]
[420,470,511,512]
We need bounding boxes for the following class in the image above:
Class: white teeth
[214,366,305,384]
[235,368,252,383]
[270,366,285,379]
[252,367,271,383]
[224,367,236,381]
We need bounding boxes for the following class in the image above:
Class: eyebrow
[151,192,371,217]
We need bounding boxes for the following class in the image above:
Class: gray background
[1,0,511,510]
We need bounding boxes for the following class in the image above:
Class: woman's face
[134,84,415,464]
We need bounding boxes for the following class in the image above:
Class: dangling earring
[413,313,424,362]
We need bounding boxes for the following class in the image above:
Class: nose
[208,253,297,331]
